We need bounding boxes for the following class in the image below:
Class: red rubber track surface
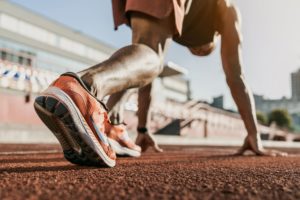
[0,144,299,200]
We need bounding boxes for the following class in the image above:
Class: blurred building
[291,69,300,101]
[210,95,224,109]
[254,95,300,128]
[155,62,190,103]
[254,68,300,128]
[254,95,295,114]
[0,0,114,86]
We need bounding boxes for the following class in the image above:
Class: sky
[9,0,300,109]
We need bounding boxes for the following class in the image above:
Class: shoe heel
[34,95,110,166]
[34,96,73,151]
[34,96,88,164]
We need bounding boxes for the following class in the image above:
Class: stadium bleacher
[0,59,58,93]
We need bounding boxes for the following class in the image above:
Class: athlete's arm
[220,3,256,140]
[219,2,286,156]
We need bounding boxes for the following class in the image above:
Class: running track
[0,144,300,200]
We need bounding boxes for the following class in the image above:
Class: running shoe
[107,123,141,157]
[34,72,116,167]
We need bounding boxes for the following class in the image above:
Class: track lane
[0,144,299,200]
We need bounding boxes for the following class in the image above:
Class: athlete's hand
[135,133,163,153]
[235,134,288,156]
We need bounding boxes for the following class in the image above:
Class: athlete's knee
[130,44,164,79]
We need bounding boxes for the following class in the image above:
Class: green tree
[268,109,292,128]
[256,111,268,125]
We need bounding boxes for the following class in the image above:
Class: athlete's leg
[107,91,126,111]
[79,13,174,155]
[78,12,174,100]
[137,84,152,129]
[106,91,127,124]
[135,83,163,152]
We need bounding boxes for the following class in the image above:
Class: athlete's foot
[135,127,163,153]
[235,134,288,156]
[106,123,141,157]
[34,72,116,167]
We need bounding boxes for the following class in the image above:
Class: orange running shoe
[106,123,141,157]
[34,72,116,167]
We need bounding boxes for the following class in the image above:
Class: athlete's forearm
[225,67,258,136]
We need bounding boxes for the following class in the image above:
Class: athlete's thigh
[130,12,175,53]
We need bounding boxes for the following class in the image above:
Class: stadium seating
[0,59,58,93]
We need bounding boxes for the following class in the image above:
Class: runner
[34,0,286,167]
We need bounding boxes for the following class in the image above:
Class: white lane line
[0,150,61,155]
[155,135,300,149]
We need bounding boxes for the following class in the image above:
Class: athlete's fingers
[233,138,249,156]
[253,149,288,157]
[233,146,247,156]
[153,144,163,153]
[270,150,288,157]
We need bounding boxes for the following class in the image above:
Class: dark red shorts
[112,0,186,35]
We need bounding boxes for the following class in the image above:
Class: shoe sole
[34,87,116,167]
[108,138,141,157]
